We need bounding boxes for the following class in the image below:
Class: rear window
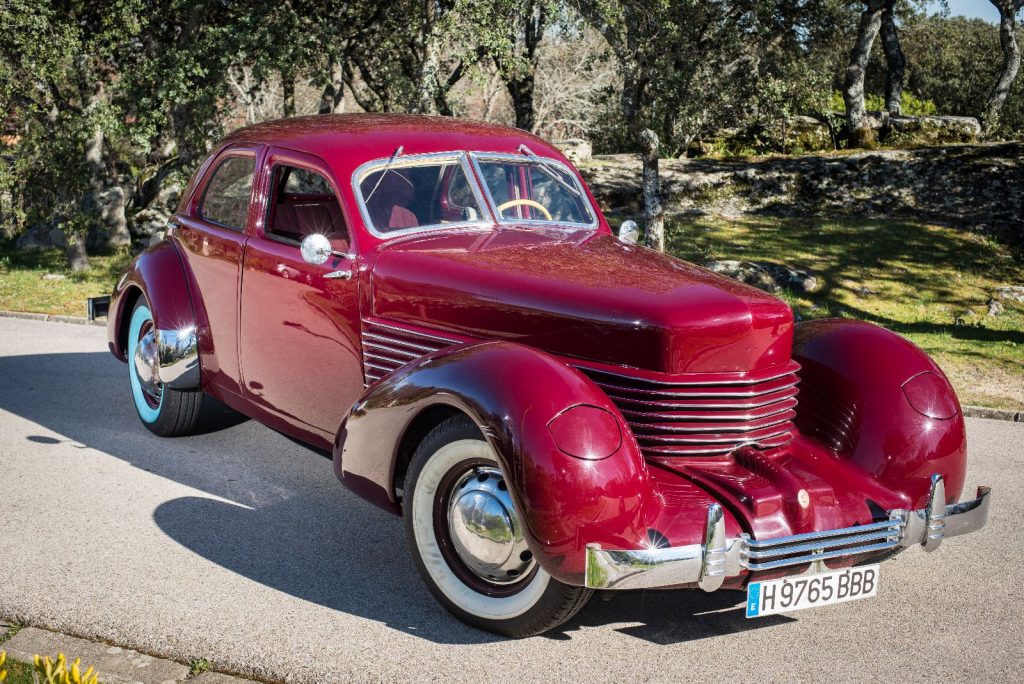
[200,156,255,230]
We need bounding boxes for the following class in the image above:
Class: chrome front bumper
[585,474,991,591]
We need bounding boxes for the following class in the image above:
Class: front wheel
[127,298,231,436]
[403,415,591,637]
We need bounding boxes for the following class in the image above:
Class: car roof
[221,113,565,163]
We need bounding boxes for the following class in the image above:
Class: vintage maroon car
[107,114,990,637]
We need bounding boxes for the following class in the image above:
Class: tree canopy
[1,0,1023,263]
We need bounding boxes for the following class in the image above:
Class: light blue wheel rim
[128,304,163,423]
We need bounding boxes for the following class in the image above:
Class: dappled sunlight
[665,216,1024,409]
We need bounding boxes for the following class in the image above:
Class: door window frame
[255,147,356,257]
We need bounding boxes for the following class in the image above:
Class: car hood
[368,227,793,374]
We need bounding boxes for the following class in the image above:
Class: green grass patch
[1,656,35,684]
[666,216,1024,410]
[1,217,1021,409]
[0,243,132,317]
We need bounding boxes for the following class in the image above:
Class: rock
[889,115,981,144]
[148,229,167,247]
[41,273,66,281]
[48,226,66,248]
[555,138,592,165]
[994,285,1024,303]
[783,116,832,152]
[705,260,820,294]
[133,208,170,238]
[15,224,58,251]
[964,308,978,317]
[988,298,1005,316]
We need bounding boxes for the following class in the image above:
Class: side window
[200,156,255,230]
[267,165,350,250]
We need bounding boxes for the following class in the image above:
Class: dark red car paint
[108,114,968,588]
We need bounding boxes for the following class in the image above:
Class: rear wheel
[403,414,592,637]
[127,298,231,436]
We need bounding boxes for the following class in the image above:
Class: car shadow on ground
[0,349,793,646]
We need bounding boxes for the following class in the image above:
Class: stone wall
[580,142,1024,246]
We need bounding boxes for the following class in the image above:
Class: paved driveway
[0,316,1020,682]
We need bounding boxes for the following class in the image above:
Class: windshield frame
[351,151,494,239]
[468,151,599,231]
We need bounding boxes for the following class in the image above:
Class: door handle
[324,269,352,280]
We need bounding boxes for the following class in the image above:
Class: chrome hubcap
[447,466,535,585]
[133,329,162,402]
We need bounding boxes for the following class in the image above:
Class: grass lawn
[0,243,132,317]
[666,216,1024,410]
[0,217,1021,409]
[1,656,34,684]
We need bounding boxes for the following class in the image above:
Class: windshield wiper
[364,145,404,203]
[517,144,583,198]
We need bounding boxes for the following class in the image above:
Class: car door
[238,147,363,442]
[174,144,263,397]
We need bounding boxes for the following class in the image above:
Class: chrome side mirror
[618,220,640,245]
[300,233,333,265]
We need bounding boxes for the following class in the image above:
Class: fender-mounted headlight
[902,371,959,420]
[547,404,622,460]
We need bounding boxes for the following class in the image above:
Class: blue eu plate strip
[746,582,761,618]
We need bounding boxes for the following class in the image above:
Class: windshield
[356,155,488,235]
[474,157,595,226]
[354,151,597,237]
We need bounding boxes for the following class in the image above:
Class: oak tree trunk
[507,74,536,132]
[639,128,664,252]
[843,0,885,146]
[84,118,131,250]
[880,0,905,116]
[282,75,296,117]
[318,56,346,114]
[986,1,1023,128]
[65,231,90,272]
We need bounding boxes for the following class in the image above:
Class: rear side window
[200,156,255,229]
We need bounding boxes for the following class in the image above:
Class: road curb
[0,308,1021,423]
[962,405,1022,422]
[1,623,258,684]
[0,309,106,327]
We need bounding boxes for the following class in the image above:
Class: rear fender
[107,240,199,386]
[334,341,693,584]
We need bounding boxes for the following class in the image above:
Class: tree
[574,1,821,249]
[985,0,1024,127]
[880,0,906,115]
[0,0,139,269]
[843,0,886,144]
[487,0,549,131]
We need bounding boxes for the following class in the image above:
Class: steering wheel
[496,199,553,221]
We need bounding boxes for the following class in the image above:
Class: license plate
[746,564,879,618]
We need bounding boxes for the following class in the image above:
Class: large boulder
[15,222,63,251]
[132,208,170,239]
[705,260,821,294]
[889,116,981,145]
[556,138,593,166]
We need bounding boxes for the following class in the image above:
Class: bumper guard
[585,474,991,590]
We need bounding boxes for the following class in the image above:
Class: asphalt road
[0,316,1021,683]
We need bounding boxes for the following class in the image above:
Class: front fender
[792,318,967,507]
[107,239,197,363]
[334,341,669,584]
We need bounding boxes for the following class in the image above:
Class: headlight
[547,404,622,460]
[902,371,958,420]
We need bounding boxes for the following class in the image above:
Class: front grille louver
[361,318,800,457]
[579,362,801,457]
